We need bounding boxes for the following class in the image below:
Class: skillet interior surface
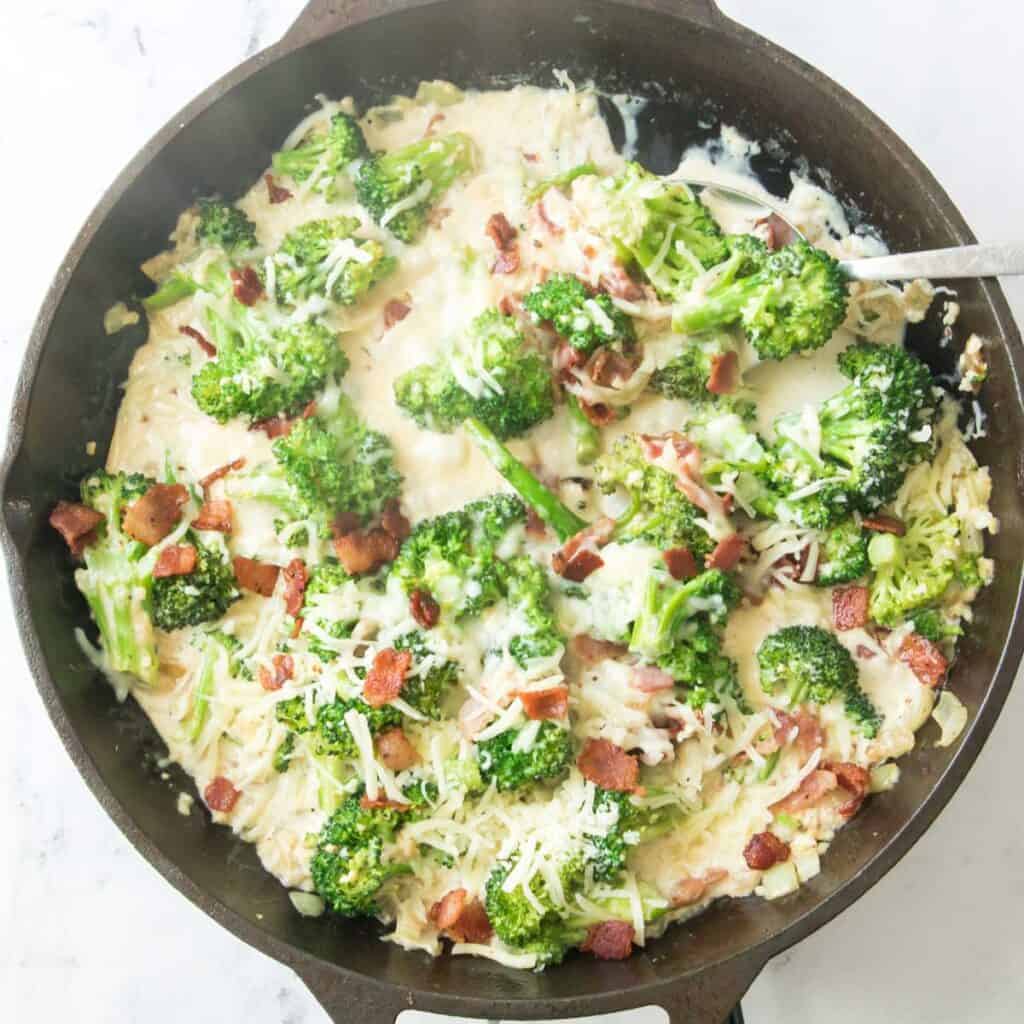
[4,1,1023,1020]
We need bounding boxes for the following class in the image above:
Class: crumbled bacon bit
[832,585,869,631]
[523,151,540,163]
[536,195,564,236]
[578,399,616,426]
[599,265,645,301]
[359,795,410,812]
[49,501,104,556]
[232,556,280,597]
[706,534,746,571]
[752,213,796,251]
[630,665,675,693]
[363,648,413,707]
[588,348,637,387]
[179,325,216,357]
[773,709,825,762]
[410,589,440,629]
[264,173,293,204]
[580,920,635,960]
[862,514,906,537]
[743,831,790,870]
[123,484,189,546]
[671,868,728,907]
[571,635,627,664]
[524,506,547,538]
[429,889,493,944]
[384,298,411,328]
[230,266,264,306]
[771,769,838,814]
[424,112,446,137]
[192,499,233,533]
[281,558,308,617]
[332,511,361,538]
[199,458,245,493]
[250,415,293,439]
[855,644,877,660]
[376,727,420,771]
[204,776,240,812]
[552,547,604,582]
[259,653,294,692]
[898,633,948,688]
[577,738,640,792]
[707,351,739,395]
[517,686,570,720]
[827,761,871,817]
[152,544,198,579]
[492,248,520,275]
[380,499,411,542]
[333,526,399,575]
[486,212,518,251]
[663,547,697,581]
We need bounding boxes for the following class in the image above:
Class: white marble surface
[3,1,1023,1021]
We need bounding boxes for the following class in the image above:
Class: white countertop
[3,2,1023,1021]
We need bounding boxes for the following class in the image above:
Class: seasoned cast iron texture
[3,1,1022,1021]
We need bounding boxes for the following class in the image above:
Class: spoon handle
[840,243,1024,281]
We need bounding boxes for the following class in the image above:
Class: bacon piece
[123,483,188,546]
[631,665,676,693]
[898,633,948,688]
[281,558,309,617]
[523,151,540,163]
[264,173,293,204]
[380,500,411,542]
[492,248,520,275]
[707,351,739,395]
[410,589,440,629]
[259,653,294,692]
[588,348,637,387]
[551,517,614,581]
[771,769,838,813]
[827,761,871,817]
[49,500,104,556]
[832,585,869,631]
[706,534,746,571]
[424,112,446,137]
[670,868,728,907]
[180,324,216,357]
[152,544,197,579]
[230,266,264,306]
[600,265,645,301]
[553,547,604,582]
[192,499,233,533]
[359,795,410,812]
[204,776,240,812]
[577,738,640,792]
[554,340,587,380]
[517,686,570,720]
[536,195,565,235]
[641,432,727,521]
[767,709,825,762]
[861,514,906,537]
[333,511,361,538]
[250,415,293,439]
[752,213,796,251]
[232,556,280,597]
[429,889,493,944]
[363,648,413,707]
[571,634,627,664]
[199,457,245,492]
[663,546,697,581]
[855,644,877,660]
[333,527,399,575]
[376,727,420,771]
[578,399,616,426]
[486,212,518,250]
[580,920,635,961]
[524,506,547,538]
[743,831,790,870]
[384,298,411,328]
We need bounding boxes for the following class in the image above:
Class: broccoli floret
[588,789,683,882]
[596,162,729,298]
[151,535,240,632]
[757,624,881,736]
[195,197,258,253]
[272,216,396,307]
[298,560,360,661]
[355,132,474,242]
[392,631,460,719]
[394,309,554,440]
[673,237,848,361]
[271,111,367,195]
[504,555,564,668]
[867,513,960,626]
[273,732,296,772]
[73,471,167,685]
[228,393,402,536]
[391,494,526,619]
[191,301,348,425]
[565,394,601,465]
[185,630,242,742]
[522,274,635,354]
[649,333,739,404]
[311,791,413,916]
[815,520,870,586]
[907,607,963,644]
[595,435,714,560]
[476,721,572,792]
[275,695,402,759]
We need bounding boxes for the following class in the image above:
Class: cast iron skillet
[4,1,1023,1021]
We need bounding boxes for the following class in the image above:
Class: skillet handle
[280,0,724,50]
[292,964,414,1024]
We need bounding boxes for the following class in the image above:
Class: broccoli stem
[142,273,198,313]
[187,650,216,743]
[565,395,600,465]
[463,417,587,542]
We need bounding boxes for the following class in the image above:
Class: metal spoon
[681,177,1024,282]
